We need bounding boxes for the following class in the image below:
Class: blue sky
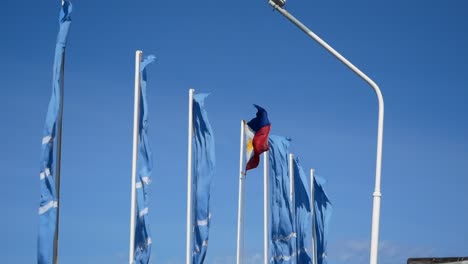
[1,0,467,263]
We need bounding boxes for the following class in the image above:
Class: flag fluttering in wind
[293,158,313,264]
[313,176,332,264]
[236,105,271,264]
[38,2,72,263]
[133,55,156,264]
[191,93,216,264]
[268,135,296,263]
[245,105,271,171]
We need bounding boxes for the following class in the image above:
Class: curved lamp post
[267,1,384,264]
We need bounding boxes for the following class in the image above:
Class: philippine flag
[245,105,271,171]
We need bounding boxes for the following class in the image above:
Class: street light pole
[267,2,384,264]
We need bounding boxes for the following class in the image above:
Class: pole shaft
[263,151,269,264]
[288,153,296,260]
[236,121,246,264]
[289,154,294,211]
[52,50,66,264]
[370,113,384,264]
[129,50,142,264]
[310,169,317,264]
[186,88,195,264]
[268,3,384,263]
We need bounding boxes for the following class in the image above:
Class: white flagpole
[236,121,246,264]
[310,168,317,264]
[263,151,269,264]
[289,154,294,212]
[288,154,296,259]
[186,88,195,264]
[52,39,66,264]
[129,50,143,264]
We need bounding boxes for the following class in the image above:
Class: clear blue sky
[1,0,467,263]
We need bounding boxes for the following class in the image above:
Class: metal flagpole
[263,151,269,264]
[268,2,384,263]
[236,121,246,264]
[129,50,143,264]
[288,153,296,259]
[310,168,317,264]
[288,154,294,213]
[52,33,66,264]
[186,88,195,264]
[52,3,69,263]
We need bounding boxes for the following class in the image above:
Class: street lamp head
[270,0,286,7]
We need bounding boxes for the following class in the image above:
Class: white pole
[129,50,142,264]
[186,88,195,264]
[52,45,66,264]
[288,154,294,211]
[268,3,384,263]
[310,169,317,264]
[236,121,246,264]
[263,151,269,264]
[288,153,296,259]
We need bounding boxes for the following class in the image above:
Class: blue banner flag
[313,176,332,264]
[293,158,312,264]
[133,55,156,264]
[268,135,296,263]
[191,93,216,264]
[38,2,72,263]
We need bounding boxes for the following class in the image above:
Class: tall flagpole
[236,121,246,264]
[263,151,269,264]
[52,30,66,264]
[288,153,296,260]
[51,2,67,263]
[288,154,294,213]
[310,168,317,264]
[186,88,195,264]
[129,50,143,264]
